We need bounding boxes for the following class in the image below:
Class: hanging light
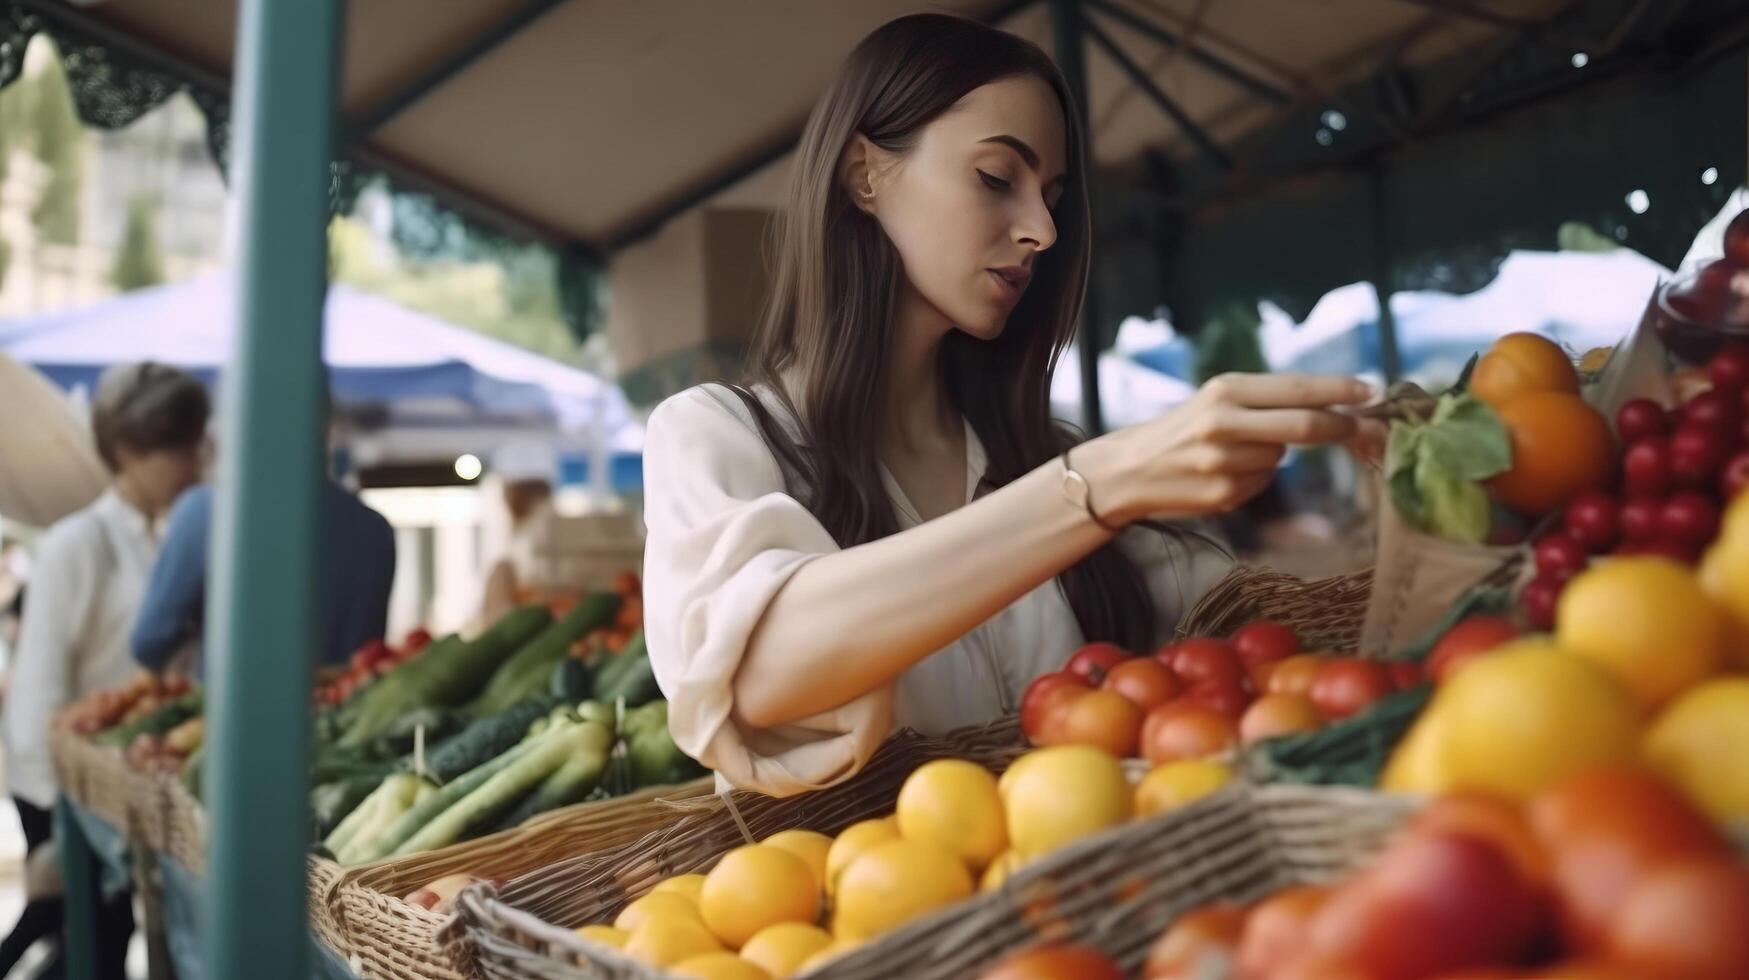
[454,454,483,481]
[1703,167,1720,186]
[1571,52,1590,68]
[1626,190,1650,215]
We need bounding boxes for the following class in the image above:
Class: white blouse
[642,385,1234,796]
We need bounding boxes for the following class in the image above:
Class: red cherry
[1639,538,1701,565]
[1619,497,1663,542]
[1518,574,1564,630]
[1671,425,1730,489]
[1562,490,1620,553]
[1710,344,1749,393]
[1724,209,1749,266]
[1697,256,1746,294]
[1722,452,1749,500]
[1622,437,1673,498]
[1533,534,1589,578]
[1616,398,1668,443]
[1684,391,1741,434]
[1660,492,1722,545]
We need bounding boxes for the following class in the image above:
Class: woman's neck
[112,476,158,522]
[883,286,957,453]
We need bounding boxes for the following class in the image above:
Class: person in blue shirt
[131,478,397,672]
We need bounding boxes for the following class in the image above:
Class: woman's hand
[1079,373,1372,525]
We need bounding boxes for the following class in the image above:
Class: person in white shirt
[478,440,557,625]
[0,361,209,979]
[642,14,1374,797]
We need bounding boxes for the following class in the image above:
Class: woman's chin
[955,314,1009,341]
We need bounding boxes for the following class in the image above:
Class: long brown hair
[732,13,1170,650]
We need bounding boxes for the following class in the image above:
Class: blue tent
[0,274,641,480]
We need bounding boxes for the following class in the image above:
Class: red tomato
[1607,858,1749,979]
[1231,621,1300,672]
[1386,660,1425,690]
[1428,615,1517,684]
[979,942,1124,980]
[1166,638,1245,689]
[1184,679,1251,722]
[1266,654,1325,697]
[1020,671,1089,743]
[1027,684,1091,747]
[1144,902,1247,980]
[1064,642,1129,685]
[1409,791,1550,888]
[1238,885,1333,978]
[1239,693,1322,744]
[1308,659,1393,720]
[1139,703,1238,765]
[1057,689,1143,757]
[1100,658,1181,713]
[1529,769,1729,949]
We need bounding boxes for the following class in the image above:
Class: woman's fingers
[1211,407,1359,446]
[1205,373,1374,410]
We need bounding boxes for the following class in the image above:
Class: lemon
[761,830,832,895]
[623,915,723,968]
[1379,708,1454,794]
[979,849,1025,893]
[670,952,773,980]
[1557,558,1726,709]
[573,924,628,949]
[1434,643,1638,802]
[797,938,859,973]
[1134,760,1234,817]
[1643,676,1749,822]
[1699,538,1749,671]
[700,845,819,948]
[615,891,705,933]
[652,873,708,906]
[739,922,832,978]
[823,818,900,899]
[1000,745,1132,860]
[832,839,973,942]
[894,759,1008,871]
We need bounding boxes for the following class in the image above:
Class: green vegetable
[329,773,425,864]
[621,702,705,788]
[393,721,609,857]
[371,706,465,759]
[312,776,381,840]
[590,632,660,707]
[180,746,204,801]
[1247,685,1433,788]
[96,689,204,747]
[421,696,553,784]
[338,606,551,749]
[349,734,550,863]
[576,700,616,731]
[491,721,614,831]
[310,743,400,785]
[550,658,591,702]
[467,594,620,718]
[1387,394,1512,543]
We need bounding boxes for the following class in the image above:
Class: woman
[0,361,210,978]
[642,15,1370,796]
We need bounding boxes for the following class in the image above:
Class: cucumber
[467,594,620,717]
[550,658,591,702]
[491,722,614,831]
[327,773,422,863]
[421,696,552,784]
[350,732,552,863]
[592,634,659,707]
[392,722,605,857]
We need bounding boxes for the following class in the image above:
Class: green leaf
[1423,395,1512,481]
[1415,453,1492,543]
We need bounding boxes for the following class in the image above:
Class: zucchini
[421,696,552,784]
[592,634,660,708]
[371,706,465,759]
[392,722,604,857]
[350,733,552,863]
[466,593,620,717]
[327,773,423,863]
[550,658,591,702]
[312,776,382,841]
[492,722,614,831]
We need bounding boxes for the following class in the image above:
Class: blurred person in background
[0,362,210,978]
[130,396,396,672]
[478,441,557,623]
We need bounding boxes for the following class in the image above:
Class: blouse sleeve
[642,387,894,796]
[1122,524,1237,648]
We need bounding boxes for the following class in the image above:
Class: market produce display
[1121,769,1749,980]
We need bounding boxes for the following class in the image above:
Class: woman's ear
[839,133,879,214]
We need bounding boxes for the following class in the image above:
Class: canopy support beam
[1083,0,1294,108]
[204,1,338,977]
[1050,0,1105,436]
[345,0,571,141]
[1083,16,1235,172]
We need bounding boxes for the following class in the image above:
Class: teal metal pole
[204,1,342,977]
[54,800,95,980]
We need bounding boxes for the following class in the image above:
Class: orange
[739,922,831,978]
[1643,677,1749,822]
[669,952,773,980]
[1134,760,1234,817]
[1000,745,1133,859]
[1470,332,1580,408]
[1485,391,1614,517]
[699,845,819,948]
[1556,558,1726,710]
[894,759,1008,871]
[760,831,832,895]
[832,839,973,942]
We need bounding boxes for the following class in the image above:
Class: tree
[29,49,83,246]
[112,195,166,291]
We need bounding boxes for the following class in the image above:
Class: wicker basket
[334,776,719,980]
[1177,565,1371,653]
[49,728,156,841]
[455,780,1412,979]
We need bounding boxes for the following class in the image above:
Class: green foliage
[1194,300,1269,383]
[112,195,166,291]
[1386,394,1513,543]
[28,50,82,246]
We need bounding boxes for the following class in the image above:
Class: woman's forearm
[732,444,1129,729]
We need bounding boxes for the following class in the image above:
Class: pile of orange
[1471,332,1614,517]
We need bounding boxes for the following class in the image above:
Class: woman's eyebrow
[978,134,1068,189]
